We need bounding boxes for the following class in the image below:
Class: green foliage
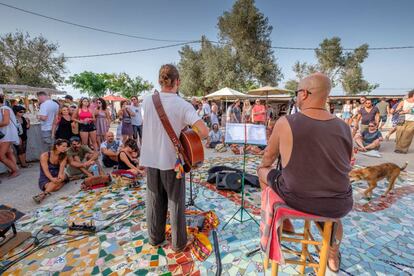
[178,45,204,96]
[284,80,298,91]
[218,0,282,86]
[67,71,153,98]
[0,31,66,88]
[67,71,107,98]
[287,37,377,95]
[179,0,282,96]
[284,61,316,91]
[107,73,153,99]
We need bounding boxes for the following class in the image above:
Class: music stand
[221,123,266,229]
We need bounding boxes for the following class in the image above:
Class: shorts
[102,155,118,168]
[79,123,96,132]
[380,115,387,123]
[41,130,53,151]
[363,141,380,150]
[207,141,220,148]
[342,112,351,119]
[14,139,27,155]
[267,169,283,193]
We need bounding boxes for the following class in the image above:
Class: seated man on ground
[118,138,145,175]
[257,73,353,273]
[205,123,224,148]
[66,136,100,179]
[354,122,383,152]
[33,139,69,204]
[101,131,122,168]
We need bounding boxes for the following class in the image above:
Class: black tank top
[55,117,73,140]
[118,151,135,170]
[275,112,353,218]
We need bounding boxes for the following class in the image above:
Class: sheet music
[225,123,267,146]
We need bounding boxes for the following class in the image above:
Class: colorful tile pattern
[1,155,414,275]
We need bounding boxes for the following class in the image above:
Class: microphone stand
[186,171,203,211]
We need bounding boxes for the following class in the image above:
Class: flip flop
[327,251,341,273]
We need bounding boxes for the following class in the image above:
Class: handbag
[122,109,132,124]
[396,111,405,126]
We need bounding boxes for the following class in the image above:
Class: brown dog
[349,162,408,198]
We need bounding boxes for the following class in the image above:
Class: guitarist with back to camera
[140,64,208,252]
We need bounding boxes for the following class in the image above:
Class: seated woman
[33,139,69,204]
[117,138,145,175]
[354,122,383,152]
[205,123,224,148]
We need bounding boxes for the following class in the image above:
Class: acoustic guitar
[152,91,204,173]
[180,127,204,172]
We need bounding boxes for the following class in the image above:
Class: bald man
[100,132,123,167]
[257,73,353,272]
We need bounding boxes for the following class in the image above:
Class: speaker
[217,172,242,192]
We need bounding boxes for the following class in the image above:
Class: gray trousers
[146,167,187,250]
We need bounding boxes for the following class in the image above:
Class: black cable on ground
[212,230,222,276]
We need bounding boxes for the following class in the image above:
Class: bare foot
[8,171,20,179]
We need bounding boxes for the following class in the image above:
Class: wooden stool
[263,219,336,276]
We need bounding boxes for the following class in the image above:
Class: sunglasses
[369,125,375,127]
[295,89,312,97]
[18,111,25,113]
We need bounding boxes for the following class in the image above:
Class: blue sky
[0,0,413,97]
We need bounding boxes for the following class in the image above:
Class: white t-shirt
[38,99,59,131]
[128,104,143,126]
[140,92,201,170]
[202,102,211,116]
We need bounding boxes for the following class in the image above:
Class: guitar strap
[152,90,189,179]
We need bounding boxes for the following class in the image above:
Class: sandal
[327,242,341,273]
[33,192,50,204]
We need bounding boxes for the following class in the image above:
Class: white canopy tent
[205,87,247,100]
[247,86,292,97]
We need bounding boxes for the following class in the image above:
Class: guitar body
[180,127,204,173]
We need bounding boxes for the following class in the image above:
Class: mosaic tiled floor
[191,156,414,275]
[1,155,414,275]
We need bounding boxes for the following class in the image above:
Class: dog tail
[400,162,408,171]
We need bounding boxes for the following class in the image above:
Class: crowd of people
[0,90,147,203]
[1,63,413,271]
[340,93,414,154]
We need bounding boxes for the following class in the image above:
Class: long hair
[79,97,90,109]
[97,97,107,110]
[124,138,139,156]
[158,64,179,89]
[52,139,69,161]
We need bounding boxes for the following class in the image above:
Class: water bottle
[90,164,99,176]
